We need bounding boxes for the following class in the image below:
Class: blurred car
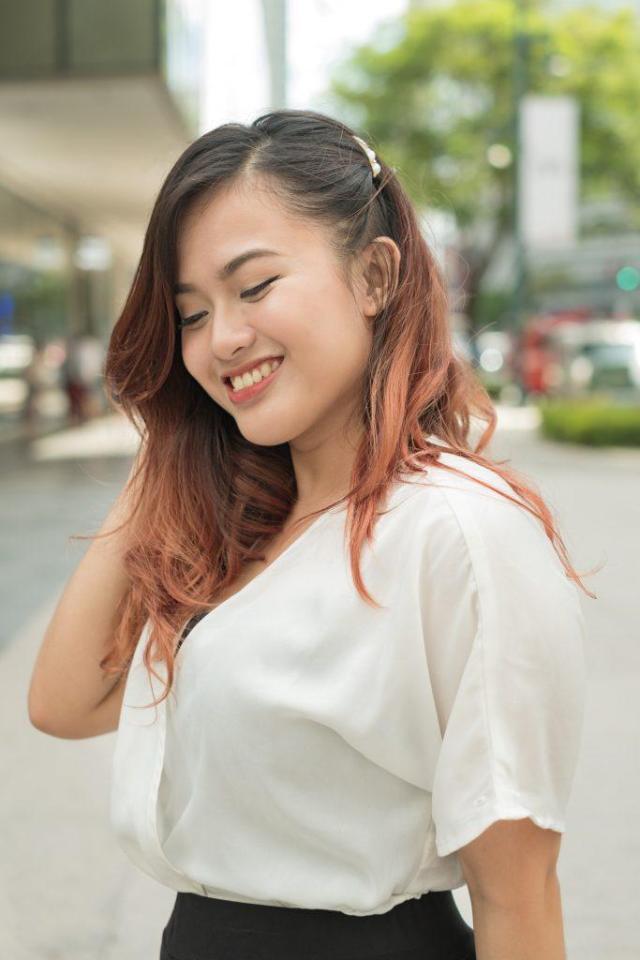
[514,308,594,398]
[0,333,69,423]
[0,333,34,377]
[542,318,640,400]
[0,333,35,417]
[567,319,640,398]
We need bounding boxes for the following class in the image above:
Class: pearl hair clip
[352,135,382,179]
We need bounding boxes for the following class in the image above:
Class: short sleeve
[421,472,588,859]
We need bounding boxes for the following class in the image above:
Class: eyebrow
[173,248,282,295]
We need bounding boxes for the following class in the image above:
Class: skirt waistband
[161,889,476,960]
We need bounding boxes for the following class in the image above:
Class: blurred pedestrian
[76,333,106,417]
[22,337,44,434]
[62,334,88,424]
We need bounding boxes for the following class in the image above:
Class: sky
[287,0,408,110]
[200,0,408,132]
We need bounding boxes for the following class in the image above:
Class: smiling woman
[30,108,594,960]
[171,172,395,446]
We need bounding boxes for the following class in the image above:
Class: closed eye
[241,275,281,300]
[177,275,281,330]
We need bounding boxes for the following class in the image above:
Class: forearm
[469,871,566,960]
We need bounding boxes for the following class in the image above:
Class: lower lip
[224,359,284,405]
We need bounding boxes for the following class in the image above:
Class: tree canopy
[327,0,640,327]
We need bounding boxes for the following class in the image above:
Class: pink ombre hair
[76,109,596,708]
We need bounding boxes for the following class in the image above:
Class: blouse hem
[193,885,442,917]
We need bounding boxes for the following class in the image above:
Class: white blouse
[109,439,587,916]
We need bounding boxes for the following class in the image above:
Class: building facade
[0,0,203,432]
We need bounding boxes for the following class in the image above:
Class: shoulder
[398,440,528,511]
[394,443,573,593]
[394,443,532,535]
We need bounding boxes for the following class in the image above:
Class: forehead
[176,178,325,268]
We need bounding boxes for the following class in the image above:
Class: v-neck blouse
[109,438,587,916]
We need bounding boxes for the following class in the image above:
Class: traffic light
[616,266,640,292]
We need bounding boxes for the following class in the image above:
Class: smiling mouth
[223,357,285,404]
[222,357,284,389]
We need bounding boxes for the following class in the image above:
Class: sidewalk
[0,410,139,472]
[2,403,541,465]
[0,415,69,471]
[3,601,174,958]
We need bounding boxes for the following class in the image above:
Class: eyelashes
[240,275,281,300]
[177,275,281,330]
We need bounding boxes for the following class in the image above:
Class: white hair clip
[352,135,382,179]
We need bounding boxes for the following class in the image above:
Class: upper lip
[221,355,284,382]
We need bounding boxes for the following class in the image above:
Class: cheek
[181,335,210,388]
[180,338,197,377]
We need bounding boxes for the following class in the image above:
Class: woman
[29,109,595,960]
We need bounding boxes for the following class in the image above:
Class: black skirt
[159,889,476,960]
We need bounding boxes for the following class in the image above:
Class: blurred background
[1,1,637,958]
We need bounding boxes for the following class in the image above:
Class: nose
[207,306,256,361]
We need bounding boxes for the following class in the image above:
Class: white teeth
[230,358,283,391]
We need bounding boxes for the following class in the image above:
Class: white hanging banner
[519,94,579,249]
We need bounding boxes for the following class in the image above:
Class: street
[1,410,638,959]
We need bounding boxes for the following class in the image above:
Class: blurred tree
[328,0,640,334]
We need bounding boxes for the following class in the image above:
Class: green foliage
[538,395,640,446]
[472,289,514,330]
[328,1,640,226]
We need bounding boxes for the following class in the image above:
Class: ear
[358,236,401,318]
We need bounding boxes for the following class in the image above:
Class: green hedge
[538,396,640,447]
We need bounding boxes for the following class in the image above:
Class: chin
[235,421,297,448]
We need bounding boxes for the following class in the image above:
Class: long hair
[83,108,596,709]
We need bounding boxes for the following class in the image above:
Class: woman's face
[175,176,387,449]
